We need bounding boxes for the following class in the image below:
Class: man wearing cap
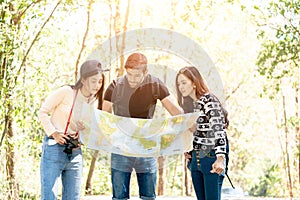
[103,53,183,200]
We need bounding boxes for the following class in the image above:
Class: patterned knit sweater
[193,93,227,156]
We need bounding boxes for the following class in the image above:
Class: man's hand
[161,96,184,116]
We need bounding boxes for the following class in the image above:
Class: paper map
[79,103,199,157]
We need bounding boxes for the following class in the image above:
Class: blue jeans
[40,137,83,200]
[111,154,156,200]
[189,150,224,200]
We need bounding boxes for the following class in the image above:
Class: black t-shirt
[104,74,170,118]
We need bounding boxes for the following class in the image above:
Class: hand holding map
[78,103,200,157]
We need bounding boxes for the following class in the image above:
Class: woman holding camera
[38,60,105,200]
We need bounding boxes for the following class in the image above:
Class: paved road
[82,196,195,200]
[81,195,291,200]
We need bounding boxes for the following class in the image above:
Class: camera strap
[63,89,79,136]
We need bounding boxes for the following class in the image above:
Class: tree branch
[14,0,43,25]
[75,0,93,81]
[15,0,62,86]
[226,79,245,100]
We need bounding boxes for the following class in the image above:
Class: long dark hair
[175,66,209,107]
[96,74,105,110]
[176,66,229,128]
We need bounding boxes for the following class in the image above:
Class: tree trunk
[119,0,130,76]
[157,156,166,195]
[113,0,122,77]
[84,0,132,192]
[6,103,19,199]
[108,1,113,83]
[75,0,93,80]
[113,0,130,77]
[282,95,293,199]
[295,87,300,185]
[0,1,60,199]
[170,156,179,194]
[183,156,192,196]
[85,150,99,195]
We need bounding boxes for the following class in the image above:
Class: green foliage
[0,0,72,198]
[1,0,299,198]
[249,164,282,197]
[165,155,185,196]
[256,0,299,89]
[254,0,300,198]
[82,149,112,195]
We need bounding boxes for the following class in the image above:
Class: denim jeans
[40,136,83,200]
[111,154,156,200]
[189,150,224,200]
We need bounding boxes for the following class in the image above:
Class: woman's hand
[51,132,69,145]
[210,156,225,175]
[184,152,192,160]
[76,120,85,132]
[188,123,197,133]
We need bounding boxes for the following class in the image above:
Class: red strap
[64,89,79,135]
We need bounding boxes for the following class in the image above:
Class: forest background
[0,0,299,199]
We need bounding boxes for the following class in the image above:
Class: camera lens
[63,145,72,154]
[63,137,79,154]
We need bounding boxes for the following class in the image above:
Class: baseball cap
[74,60,102,88]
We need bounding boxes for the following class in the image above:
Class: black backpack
[112,74,160,118]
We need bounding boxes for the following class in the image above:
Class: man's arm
[161,95,183,116]
[102,100,113,113]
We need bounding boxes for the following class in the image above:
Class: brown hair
[176,66,229,128]
[175,66,209,107]
[124,53,147,71]
[96,74,105,110]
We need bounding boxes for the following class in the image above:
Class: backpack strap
[113,74,160,117]
[114,76,126,102]
[151,76,160,100]
[114,75,159,101]
[112,76,126,115]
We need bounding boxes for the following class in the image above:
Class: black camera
[63,137,79,154]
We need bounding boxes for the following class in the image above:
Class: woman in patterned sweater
[176,66,228,200]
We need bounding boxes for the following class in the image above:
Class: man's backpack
[112,74,160,118]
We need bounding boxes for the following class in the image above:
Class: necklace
[80,89,91,98]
